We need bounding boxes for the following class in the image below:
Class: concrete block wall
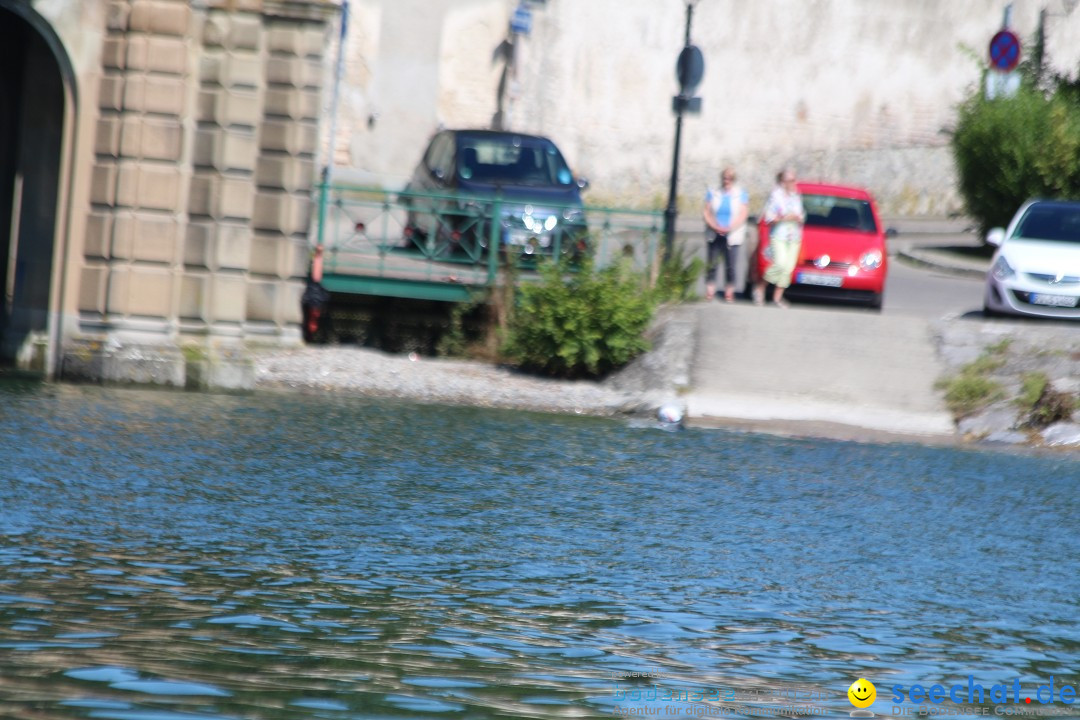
[76,0,331,384]
[249,18,322,338]
[185,6,263,338]
[83,0,193,340]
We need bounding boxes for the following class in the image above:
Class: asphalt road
[885,229,989,318]
[883,258,985,317]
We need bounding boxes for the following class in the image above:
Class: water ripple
[1,382,1079,718]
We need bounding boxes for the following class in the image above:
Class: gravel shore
[255,346,631,414]
[253,305,694,418]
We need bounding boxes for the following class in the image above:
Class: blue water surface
[1,380,1078,719]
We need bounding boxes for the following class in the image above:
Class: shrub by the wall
[952,86,1080,233]
[502,258,654,379]
[652,242,705,304]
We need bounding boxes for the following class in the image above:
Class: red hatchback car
[753,182,889,309]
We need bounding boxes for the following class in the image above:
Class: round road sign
[989,30,1021,72]
[676,45,704,94]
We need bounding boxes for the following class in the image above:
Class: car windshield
[1013,204,1080,243]
[802,194,877,233]
[457,135,574,187]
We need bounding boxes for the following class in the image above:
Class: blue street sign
[511,5,532,35]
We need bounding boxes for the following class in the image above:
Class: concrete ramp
[686,303,956,439]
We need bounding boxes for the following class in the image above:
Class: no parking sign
[986,28,1021,99]
[989,29,1021,72]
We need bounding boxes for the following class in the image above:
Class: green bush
[653,242,704,304]
[952,84,1080,234]
[502,257,654,378]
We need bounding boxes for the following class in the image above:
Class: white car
[984,200,1080,319]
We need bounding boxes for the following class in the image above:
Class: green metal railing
[315,183,664,303]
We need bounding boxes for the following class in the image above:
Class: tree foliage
[952,78,1080,234]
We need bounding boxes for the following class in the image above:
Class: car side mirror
[986,228,1005,247]
[885,227,899,238]
[576,177,590,191]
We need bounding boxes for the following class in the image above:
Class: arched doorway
[0,4,67,370]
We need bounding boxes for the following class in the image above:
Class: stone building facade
[328,0,1080,214]
[0,0,334,384]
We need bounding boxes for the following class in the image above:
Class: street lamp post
[663,1,703,262]
[662,100,685,260]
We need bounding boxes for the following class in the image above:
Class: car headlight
[544,215,558,231]
[991,256,1015,281]
[562,208,585,224]
[859,249,883,270]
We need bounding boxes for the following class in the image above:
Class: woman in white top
[702,167,749,303]
[753,168,805,309]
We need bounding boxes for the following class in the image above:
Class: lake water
[1,381,1079,719]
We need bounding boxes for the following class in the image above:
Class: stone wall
[327,0,1080,215]
[69,0,332,386]
[83,0,193,342]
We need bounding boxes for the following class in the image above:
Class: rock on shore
[934,318,1080,448]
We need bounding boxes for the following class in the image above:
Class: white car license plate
[1030,293,1078,307]
[796,272,843,287]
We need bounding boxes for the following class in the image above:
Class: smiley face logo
[848,678,876,708]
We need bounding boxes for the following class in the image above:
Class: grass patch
[1017,375,1078,428]
[1017,372,1048,410]
[936,343,1012,417]
[181,345,208,364]
[957,337,1011,375]
[964,353,1006,375]
[937,374,1006,417]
